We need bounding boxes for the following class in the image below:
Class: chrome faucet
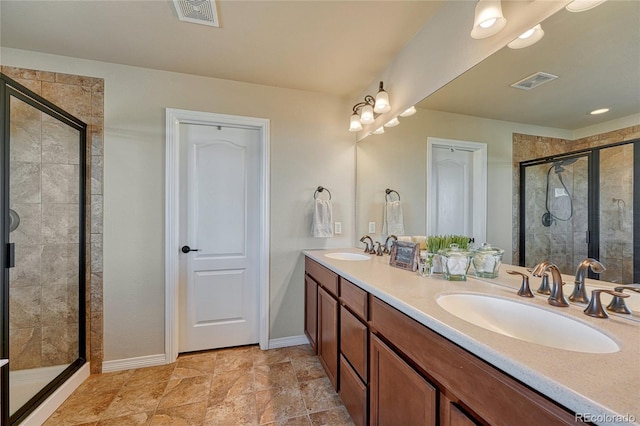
[359,235,376,254]
[531,262,569,307]
[571,258,605,304]
[383,235,397,254]
[606,285,640,314]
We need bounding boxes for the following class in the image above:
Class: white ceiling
[418,0,640,130]
[0,0,444,99]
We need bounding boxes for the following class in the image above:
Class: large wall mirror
[356,0,639,280]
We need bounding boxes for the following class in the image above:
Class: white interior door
[432,146,473,236]
[427,138,487,244]
[178,123,261,353]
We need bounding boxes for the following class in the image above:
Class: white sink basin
[325,252,371,261]
[437,293,619,353]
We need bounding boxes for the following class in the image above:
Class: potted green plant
[426,235,471,274]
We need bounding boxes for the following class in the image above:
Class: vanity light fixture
[566,0,607,12]
[507,24,544,49]
[399,106,417,117]
[470,0,507,39]
[348,81,392,132]
[372,127,385,135]
[590,108,610,115]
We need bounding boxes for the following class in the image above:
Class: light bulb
[507,24,544,49]
[384,117,400,128]
[349,113,363,132]
[470,0,507,39]
[360,104,375,124]
[399,106,416,117]
[374,90,391,114]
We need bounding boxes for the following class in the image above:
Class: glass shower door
[521,154,590,274]
[1,75,86,424]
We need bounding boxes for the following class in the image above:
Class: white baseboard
[268,335,309,349]
[102,354,168,373]
[20,363,90,426]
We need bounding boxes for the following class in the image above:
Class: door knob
[181,245,200,253]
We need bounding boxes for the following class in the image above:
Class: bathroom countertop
[303,248,640,426]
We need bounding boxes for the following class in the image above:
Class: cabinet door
[304,275,318,353]
[340,305,368,382]
[318,286,339,390]
[440,395,479,426]
[370,334,437,426]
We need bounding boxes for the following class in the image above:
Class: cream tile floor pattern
[42,345,355,426]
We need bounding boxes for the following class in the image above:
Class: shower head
[552,157,578,174]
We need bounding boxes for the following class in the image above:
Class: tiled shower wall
[513,125,639,282]
[1,66,104,374]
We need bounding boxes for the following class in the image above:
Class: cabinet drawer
[370,297,580,426]
[339,277,368,320]
[339,356,367,426]
[340,305,368,382]
[305,257,338,297]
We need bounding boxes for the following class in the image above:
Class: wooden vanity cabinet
[370,296,583,426]
[304,256,584,425]
[305,258,339,390]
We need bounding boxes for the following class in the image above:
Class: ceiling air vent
[173,0,219,27]
[510,72,558,90]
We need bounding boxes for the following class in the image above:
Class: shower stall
[1,73,87,424]
[520,139,639,283]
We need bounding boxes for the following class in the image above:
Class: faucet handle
[584,289,629,318]
[507,270,534,298]
[606,285,640,314]
[375,242,383,256]
[536,273,551,295]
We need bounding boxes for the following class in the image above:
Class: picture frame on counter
[389,241,419,271]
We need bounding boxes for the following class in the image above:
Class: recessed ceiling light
[590,108,610,115]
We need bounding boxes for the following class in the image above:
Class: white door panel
[179,124,260,353]
[434,153,472,236]
[427,138,487,244]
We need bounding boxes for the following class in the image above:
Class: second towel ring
[314,186,332,200]
[385,188,400,202]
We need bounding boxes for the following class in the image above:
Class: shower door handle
[6,243,15,268]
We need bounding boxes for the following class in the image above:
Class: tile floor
[43,344,355,425]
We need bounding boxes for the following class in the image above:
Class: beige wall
[1,47,356,361]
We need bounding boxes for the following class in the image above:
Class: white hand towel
[312,199,334,238]
[382,200,405,236]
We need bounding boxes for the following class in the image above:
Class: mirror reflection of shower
[541,158,577,227]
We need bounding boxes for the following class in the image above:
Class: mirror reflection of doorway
[427,138,487,244]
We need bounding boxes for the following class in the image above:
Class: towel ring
[385,188,400,202]
[314,186,332,200]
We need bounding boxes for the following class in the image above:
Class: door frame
[426,137,487,244]
[165,108,270,363]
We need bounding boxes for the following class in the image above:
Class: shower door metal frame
[519,139,639,283]
[0,73,87,425]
